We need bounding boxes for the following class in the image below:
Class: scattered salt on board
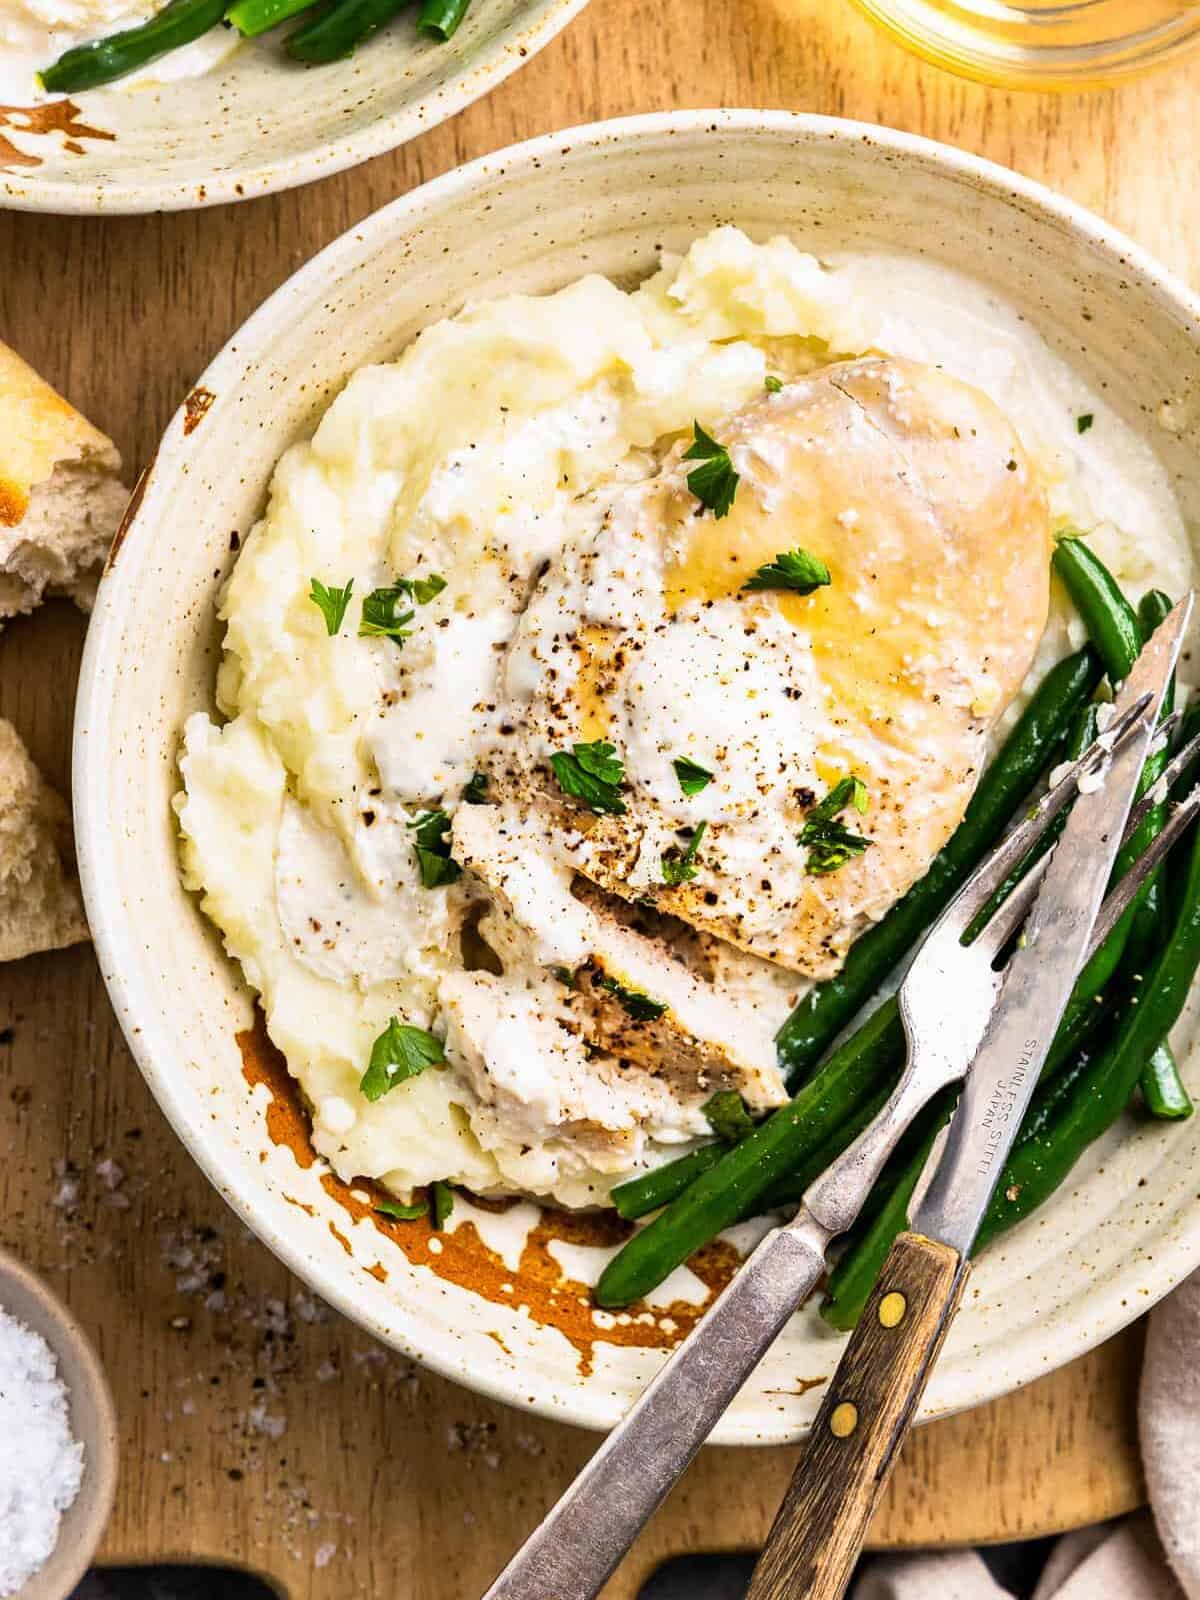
[0,1306,84,1597]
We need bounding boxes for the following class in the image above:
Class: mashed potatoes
[176,227,1193,1211]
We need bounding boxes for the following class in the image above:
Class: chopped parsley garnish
[597,975,667,1022]
[463,772,490,806]
[550,739,627,815]
[764,375,784,394]
[816,775,868,819]
[703,1090,755,1143]
[673,755,714,797]
[359,585,416,645]
[662,821,707,887]
[744,548,831,596]
[432,1180,455,1229]
[799,775,872,876]
[309,577,354,636]
[376,1197,429,1222]
[360,1019,445,1101]
[801,817,872,876]
[358,573,445,645]
[398,572,447,606]
[551,965,577,989]
[407,809,462,888]
[1076,413,1094,435]
[683,422,739,520]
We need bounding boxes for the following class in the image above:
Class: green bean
[1039,985,1110,1085]
[417,0,470,36]
[820,1089,956,1333]
[594,998,905,1308]
[1140,1042,1193,1120]
[611,1144,725,1221]
[227,0,316,37]
[1017,1034,1107,1147]
[1052,533,1141,682]
[40,0,225,90]
[776,647,1103,1083]
[288,0,408,59]
[976,814,1200,1252]
[1139,589,1177,693]
[751,1078,894,1217]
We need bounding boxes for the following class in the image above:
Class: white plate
[0,0,588,213]
[74,110,1200,1441]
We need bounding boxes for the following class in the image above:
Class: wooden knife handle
[746,1232,969,1600]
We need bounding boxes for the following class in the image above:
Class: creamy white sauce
[176,227,1195,1213]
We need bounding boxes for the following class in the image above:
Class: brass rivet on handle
[878,1291,907,1329]
[829,1402,858,1438]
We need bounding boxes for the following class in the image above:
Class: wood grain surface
[2,0,1189,1592]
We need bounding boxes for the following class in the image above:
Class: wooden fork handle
[746,1232,969,1600]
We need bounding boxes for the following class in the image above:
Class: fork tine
[1120,724,1200,842]
[1153,707,1184,752]
[945,691,1155,933]
[969,850,1052,962]
[1083,786,1200,963]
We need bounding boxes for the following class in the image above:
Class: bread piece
[0,341,127,622]
[0,717,89,962]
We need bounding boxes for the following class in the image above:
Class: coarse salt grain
[0,1306,84,1598]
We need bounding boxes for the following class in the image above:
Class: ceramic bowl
[0,1248,118,1597]
[74,110,1200,1441]
[0,0,588,213]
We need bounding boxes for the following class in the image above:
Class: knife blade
[913,593,1192,1256]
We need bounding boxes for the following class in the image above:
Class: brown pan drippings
[238,1012,739,1373]
[0,100,114,171]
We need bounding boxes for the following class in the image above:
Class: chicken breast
[496,356,1051,977]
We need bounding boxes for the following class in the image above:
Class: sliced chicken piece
[495,355,1051,977]
[441,969,692,1178]
[444,803,790,1167]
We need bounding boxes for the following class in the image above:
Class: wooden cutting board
[4,0,1196,1590]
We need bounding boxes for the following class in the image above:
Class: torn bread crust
[450,803,790,1117]
[0,341,127,621]
[0,718,89,963]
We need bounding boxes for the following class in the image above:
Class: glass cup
[850,0,1200,88]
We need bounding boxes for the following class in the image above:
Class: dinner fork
[483,597,1194,1600]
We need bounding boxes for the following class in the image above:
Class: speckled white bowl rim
[74,109,1200,1441]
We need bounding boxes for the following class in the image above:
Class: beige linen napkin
[845,1272,1200,1599]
